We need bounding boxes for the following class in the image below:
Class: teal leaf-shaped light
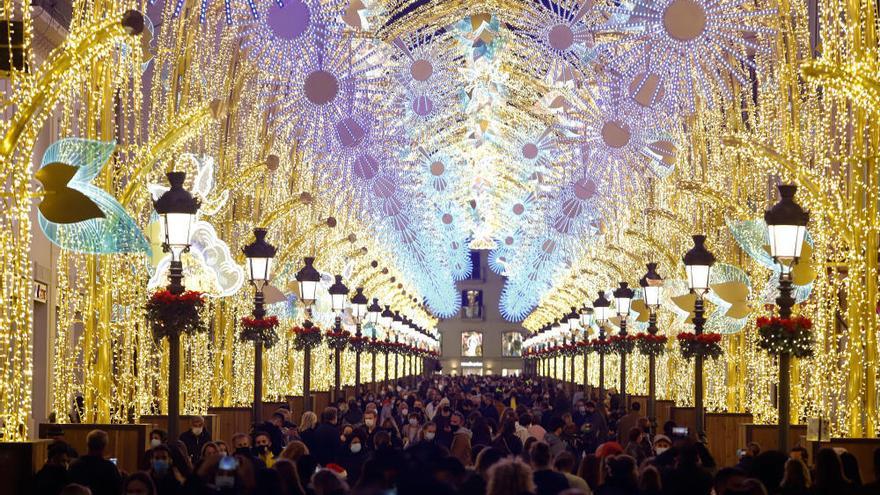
[37,138,151,255]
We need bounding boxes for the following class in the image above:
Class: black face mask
[255,445,269,454]
[235,447,251,456]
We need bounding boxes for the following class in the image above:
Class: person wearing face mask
[179,416,211,464]
[362,410,380,450]
[149,429,167,449]
[252,431,276,468]
[337,429,368,485]
[148,445,185,495]
[401,411,423,446]
[419,422,438,445]
[34,441,71,495]
[652,434,672,457]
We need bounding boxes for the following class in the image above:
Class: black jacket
[67,454,122,495]
[179,428,212,463]
[311,422,342,466]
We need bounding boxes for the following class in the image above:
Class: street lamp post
[613,282,634,408]
[557,319,568,385]
[350,289,369,393]
[328,275,349,402]
[364,298,381,392]
[593,291,612,401]
[640,263,663,428]
[295,257,321,412]
[242,227,276,426]
[153,171,199,441]
[380,305,393,391]
[580,307,594,392]
[683,235,716,436]
[765,184,809,451]
[566,308,580,391]
[392,312,403,382]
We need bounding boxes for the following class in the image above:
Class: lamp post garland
[241,227,277,426]
[151,171,200,441]
[683,235,716,436]
[295,256,321,412]
[764,184,810,451]
[640,262,664,427]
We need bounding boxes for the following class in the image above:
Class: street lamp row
[527,184,808,445]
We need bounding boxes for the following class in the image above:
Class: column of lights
[242,227,277,425]
[683,235,716,437]
[613,282,634,407]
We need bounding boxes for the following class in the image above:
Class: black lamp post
[683,235,716,436]
[379,305,393,390]
[350,289,369,393]
[242,227,277,425]
[392,311,403,382]
[613,282,634,408]
[295,257,321,412]
[580,307,594,391]
[765,184,809,451]
[556,319,567,383]
[566,307,580,390]
[328,275,349,402]
[365,298,381,391]
[153,171,199,441]
[593,291,612,401]
[640,263,663,427]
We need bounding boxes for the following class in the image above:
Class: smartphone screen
[109,457,117,465]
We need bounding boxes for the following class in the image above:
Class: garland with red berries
[635,333,668,357]
[677,332,723,360]
[609,334,636,354]
[240,316,280,349]
[756,316,814,358]
[292,324,323,351]
[591,339,614,355]
[145,290,206,341]
[325,329,351,352]
[349,334,369,353]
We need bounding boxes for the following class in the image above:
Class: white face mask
[350,443,362,453]
[192,427,203,436]
[424,432,436,440]
[400,410,408,416]
[150,438,162,448]
[409,418,418,426]
[365,419,375,427]
[655,447,669,455]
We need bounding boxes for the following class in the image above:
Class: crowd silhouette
[34,375,880,495]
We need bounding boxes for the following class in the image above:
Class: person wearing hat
[653,434,672,456]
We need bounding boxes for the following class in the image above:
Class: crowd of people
[34,375,880,495]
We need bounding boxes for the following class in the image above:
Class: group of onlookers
[32,375,880,495]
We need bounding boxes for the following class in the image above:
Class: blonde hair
[486,459,534,495]
[300,411,318,430]
[280,440,310,461]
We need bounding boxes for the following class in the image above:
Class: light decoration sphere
[594,0,777,111]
